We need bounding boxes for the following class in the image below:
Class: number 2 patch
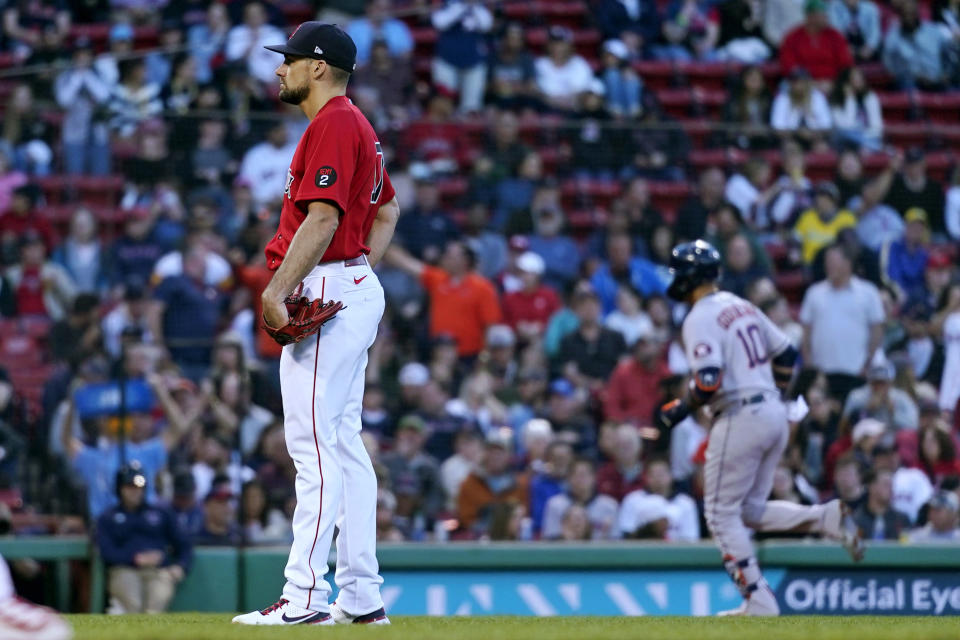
[315,166,337,188]
[693,343,712,358]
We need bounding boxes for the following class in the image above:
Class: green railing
[2,538,959,613]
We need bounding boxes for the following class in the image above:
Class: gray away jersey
[682,291,790,404]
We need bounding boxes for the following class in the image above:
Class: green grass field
[65,614,960,640]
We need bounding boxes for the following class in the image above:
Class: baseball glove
[262,292,344,346]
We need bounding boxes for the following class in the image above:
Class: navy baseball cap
[264,22,357,73]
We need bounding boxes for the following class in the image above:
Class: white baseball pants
[704,398,829,562]
[280,260,385,614]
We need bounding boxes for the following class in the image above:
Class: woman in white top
[829,66,884,150]
[770,68,832,150]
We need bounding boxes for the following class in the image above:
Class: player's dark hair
[329,66,351,87]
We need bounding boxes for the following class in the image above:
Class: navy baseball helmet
[666,239,721,301]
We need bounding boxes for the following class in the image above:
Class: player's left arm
[365,196,400,268]
[261,201,340,328]
[659,314,725,428]
[660,365,723,429]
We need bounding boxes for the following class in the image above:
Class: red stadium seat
[647,182,692,220]
[679,62,739,91]
[655,88,727,120]
[279,2,313,25]
[918,93,960,124]
[878,92,913,123]
[634,61,678,90]
[0,334,43,369]
[75,175,125,207]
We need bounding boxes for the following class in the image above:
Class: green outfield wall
[2,539,959,615]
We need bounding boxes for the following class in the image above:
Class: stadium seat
[656,88,727,120]
[918,93,960,125]
[279,2,313,24]
[878,92,914,123]
[679,62,740,92]
[634,61,679,91]
[647,182,692,219]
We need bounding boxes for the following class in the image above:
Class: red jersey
[265,96,395,270]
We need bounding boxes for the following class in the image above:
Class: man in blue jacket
[95,464,192,614]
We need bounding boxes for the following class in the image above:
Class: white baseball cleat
[717,584,780,617]
[0,596,72,640]
[330,601,391,625]
[232,598,333,625]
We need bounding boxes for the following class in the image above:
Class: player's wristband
[659,398,691,429]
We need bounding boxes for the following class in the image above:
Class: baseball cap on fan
[264,22,357,72]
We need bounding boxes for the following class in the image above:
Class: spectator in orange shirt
[603,333,671,424]
[502,251,561,344]
[385,241,502,358]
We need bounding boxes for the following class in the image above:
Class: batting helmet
[666,239,721,301]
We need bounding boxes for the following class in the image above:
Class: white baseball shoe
[717,583,780,617]
[330,601,391,625]
[822,499,865,562]
[0,596,72,640]
[232,598,333,625]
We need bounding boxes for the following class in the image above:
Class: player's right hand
[262,298,290,330]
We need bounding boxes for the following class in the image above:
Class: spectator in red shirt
[6,229,75,320]
[603,334,671,424]
[502,251,561,344]
[596,423,645,501]
[0,184,56,254]
[780,0,853,84]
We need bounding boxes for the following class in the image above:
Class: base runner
[659,240,864,616]
[232,23,398,626]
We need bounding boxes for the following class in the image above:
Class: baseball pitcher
[659,240,863,616]
[233,23,396,626]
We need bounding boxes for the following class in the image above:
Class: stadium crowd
[0,0,957,603]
